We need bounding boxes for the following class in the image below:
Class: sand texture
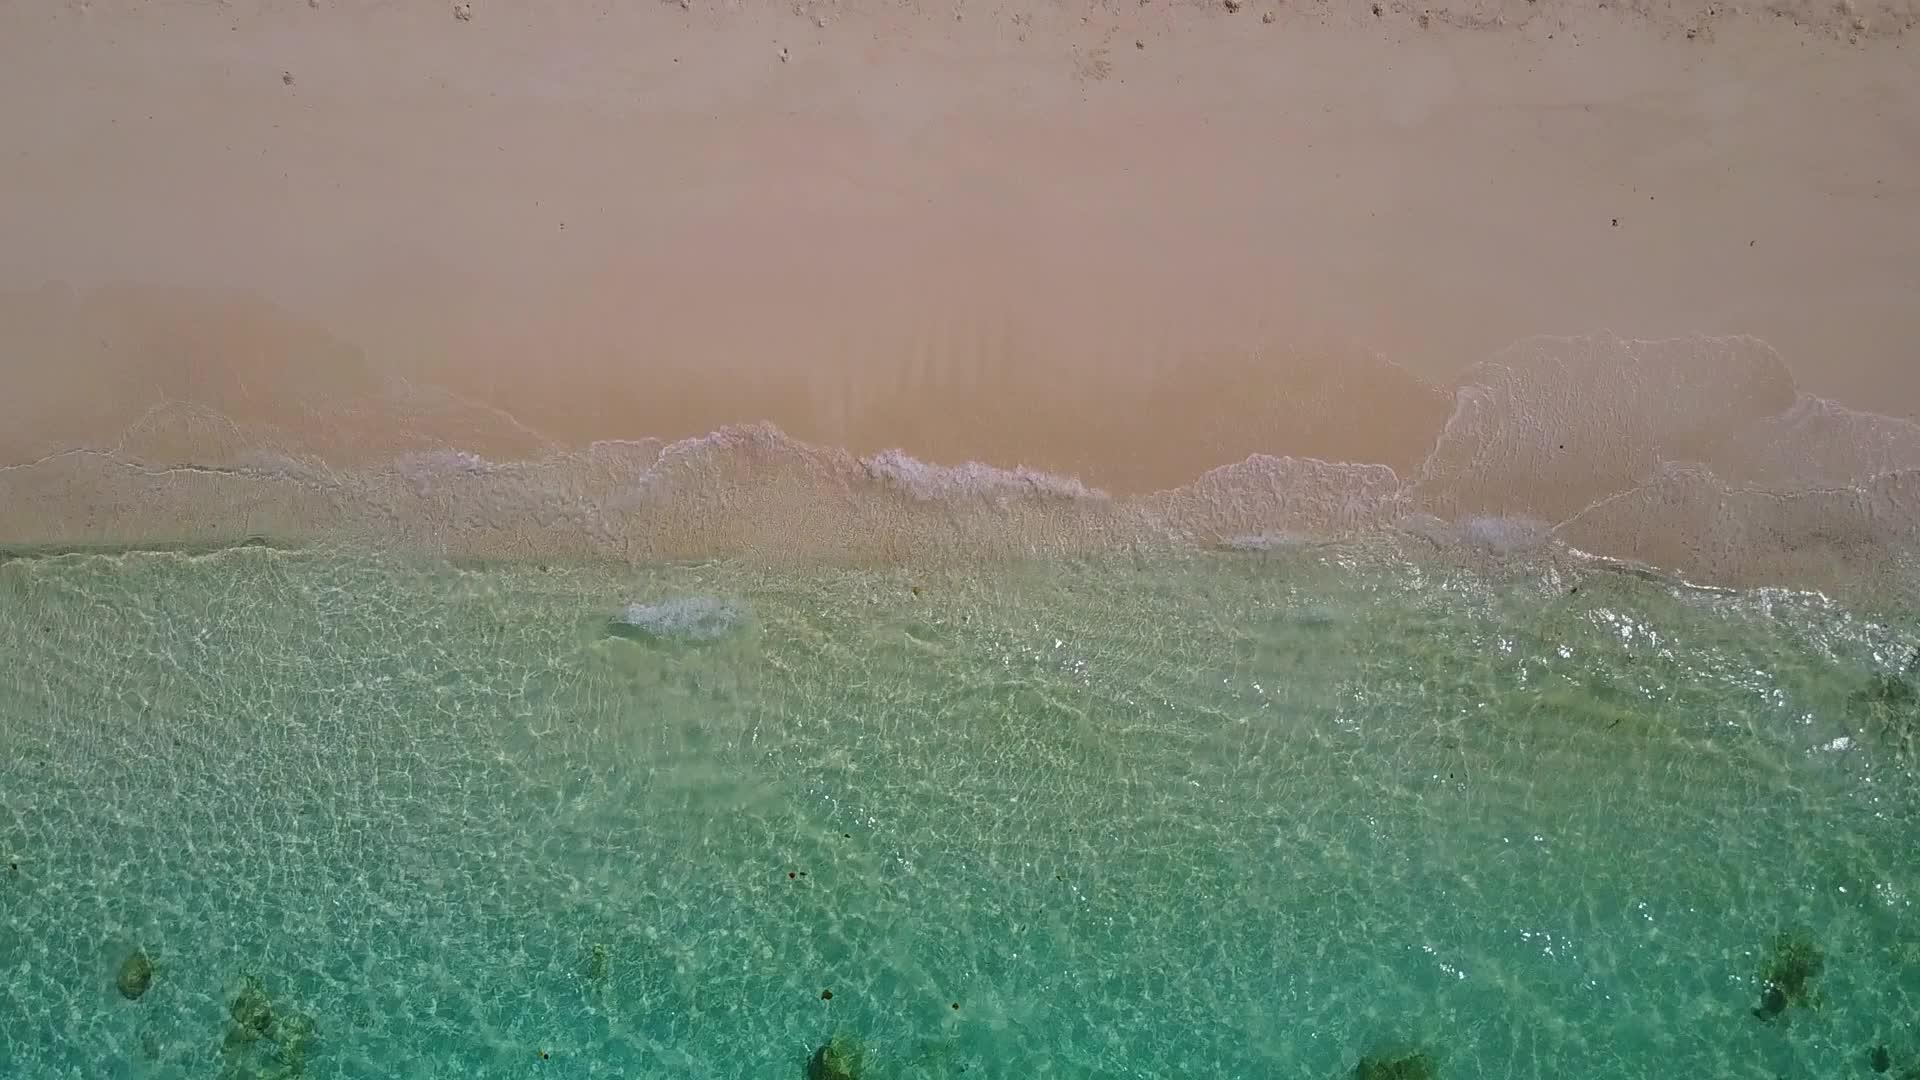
[2,1,1918,587]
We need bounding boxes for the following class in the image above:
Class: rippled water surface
[1,545,1916,1078]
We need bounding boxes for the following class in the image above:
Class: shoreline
[3,329,1918,599]
[3,3,1917,589]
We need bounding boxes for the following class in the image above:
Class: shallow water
[1,544,1916,1079]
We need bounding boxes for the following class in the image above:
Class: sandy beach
[2,0,1918,581]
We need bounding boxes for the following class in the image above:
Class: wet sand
[2,2,1919,582]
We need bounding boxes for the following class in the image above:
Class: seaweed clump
[116,947,155,1001]
[229,975,276,1038]
[1867,1040,1920,1080]
[808,1031,869,1080]
[219,974,318,1080]
[1750,930,1825,1022]
[1352,1049,1439,1079]
[1849,668,1920,758]
[585,942,611,985]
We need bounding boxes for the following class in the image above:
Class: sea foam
[8,332,1920,595]
[609,597,749,642]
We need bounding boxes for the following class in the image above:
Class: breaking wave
[5,327,1920,596]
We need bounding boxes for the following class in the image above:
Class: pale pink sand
[2,1,1917,582]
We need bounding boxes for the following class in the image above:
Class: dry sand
[2,1,1918,580]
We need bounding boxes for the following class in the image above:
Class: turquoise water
[1,543,1916,1079]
